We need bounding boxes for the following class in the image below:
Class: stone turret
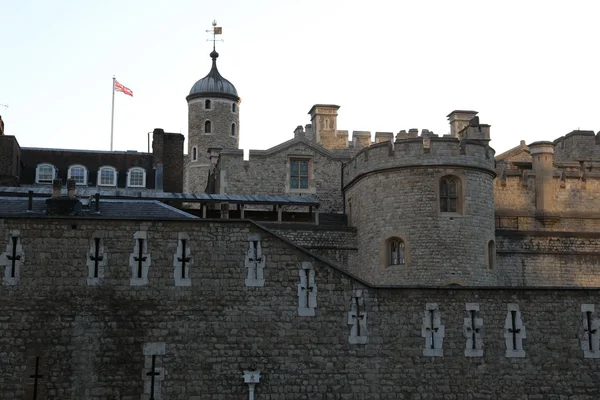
[186,49,241,193]
[529,141,559,226]
[343,111,497,286]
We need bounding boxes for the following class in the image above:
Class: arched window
[440,176,460,213]
[192,146,197,161]
[390,238,406,266]
[232,103,237,112]
[487,240,495,269]
[127,167,146,187]
[205,120,212,134]
[231,123,236,137]
[68,165,88,185]
[35,163,56,184]
[98,166,117,186]
[205,99,211,109]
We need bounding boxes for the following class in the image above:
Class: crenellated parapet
[343,135,495,188]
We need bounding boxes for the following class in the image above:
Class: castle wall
[2,218,600,398]
[495,175,600,232]
[343,138,497,286]
[496,231,600,286]
[217,142,345,213]
[265,224,358,273]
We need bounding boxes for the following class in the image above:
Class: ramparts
[343,135,495,188]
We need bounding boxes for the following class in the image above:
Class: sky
[1,0,599,156]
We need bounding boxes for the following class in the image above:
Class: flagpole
[110,76,115,151]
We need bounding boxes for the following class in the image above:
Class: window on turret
[440,176,460,213]
[231,123,236,137]
[205,120,212,134]
[205,99,211,109]
[192,147,197,161]
[232,103,237,112]
[389,238,406,266]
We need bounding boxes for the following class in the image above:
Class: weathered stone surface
[1,218,600,398]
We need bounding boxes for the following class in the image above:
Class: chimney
[52,179,62,198]
[447,110,478,138]
[67,178,76,199]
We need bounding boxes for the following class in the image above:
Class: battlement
[343,135,495,187]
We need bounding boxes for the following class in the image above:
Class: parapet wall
[495,164,600,213]
[343,137,495,187]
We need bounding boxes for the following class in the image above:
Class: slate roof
[0,187,320,206]
[0,196,198,220]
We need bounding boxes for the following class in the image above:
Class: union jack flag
[114,80,133,97]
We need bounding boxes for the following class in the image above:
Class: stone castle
[0,43,599,399]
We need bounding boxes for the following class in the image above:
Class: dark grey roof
[0,187,320,206]
[0,197,198,220]
[187,51,238,101]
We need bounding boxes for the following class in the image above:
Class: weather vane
[206,19,223,51]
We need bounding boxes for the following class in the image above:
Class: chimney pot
[67,178,76,199]
[52,179,62,198]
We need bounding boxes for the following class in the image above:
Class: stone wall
[217,140,346,213]
[2,218,600,398]
[263,223,358,272]
[497,231,600,286]
[495,175,600,232]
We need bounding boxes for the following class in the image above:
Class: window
[35,163,56,184]
[487,240,495,269]
[192,147,197,161]
[98,166,117,186]
[231,123,236,137]
[127,167,146,187]
[205,99,211,109]
[390,238,405,265]
[440,176,460,213]
[232,103,237,112]
[205,120,212,134]
[290,159,309,189]
[68,165,87,185]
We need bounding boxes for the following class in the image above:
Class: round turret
[186,50,241,193]
[343,135,497,286]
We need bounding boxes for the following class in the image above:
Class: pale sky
[2,0,599,156]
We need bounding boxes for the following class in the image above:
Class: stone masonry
[2,217,600,399]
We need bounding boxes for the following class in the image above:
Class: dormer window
[205,120,212,134]
[205,99,211,110]
[35,163,56,184]
[127,167,146,188]
[98,166,117,186]
[68,165,88,185]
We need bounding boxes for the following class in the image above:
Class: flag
[114,80,133,97]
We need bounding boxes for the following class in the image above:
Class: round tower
[343,113,497,286]
[186,49,240,192]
